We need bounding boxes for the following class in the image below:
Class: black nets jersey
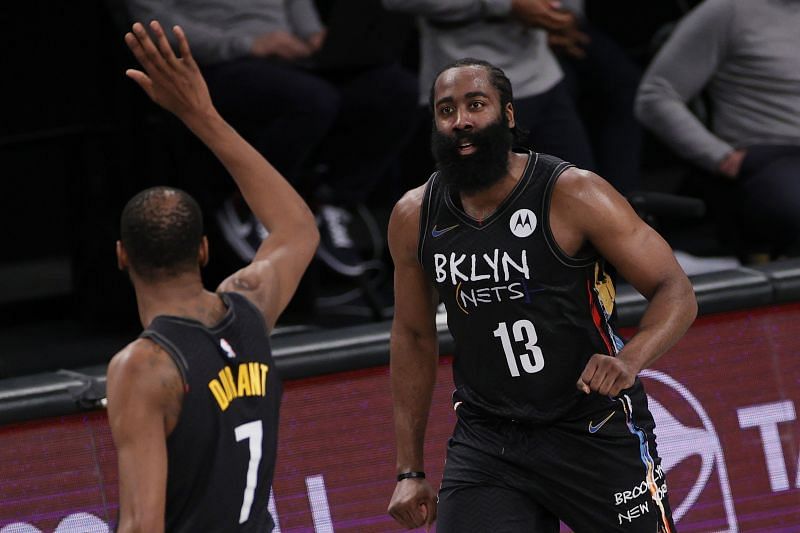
[419,151,624,423]
[141,292,281,533]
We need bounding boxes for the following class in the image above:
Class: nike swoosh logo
[431,224,459,238]
[588,411,615,434]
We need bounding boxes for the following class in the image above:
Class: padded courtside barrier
[752,260,800,303]
[2,258,800,425]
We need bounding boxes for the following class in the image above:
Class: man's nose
[453,109,473,131]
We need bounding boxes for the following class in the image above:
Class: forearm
[383,0,510,21]
[391,331,439,472]
[635,80,732,172]
[618,275,696,373]
[634,0,734,171]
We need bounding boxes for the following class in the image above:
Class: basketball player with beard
[387,58,696,532]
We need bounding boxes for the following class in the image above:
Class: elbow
[305,205,320,250]
[633,87,653,127]
[308,223,321,256]
[297,210,320,265]
[677,275,698,326]
[686,283,698,324]
[633,76,671,129]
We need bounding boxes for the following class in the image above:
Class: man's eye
[470,101,484,109]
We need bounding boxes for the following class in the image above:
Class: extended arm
[386,187,440,529]
[550,170,696,396]
[107,340,184,533]
[635,0,735,172]
[125,22,318,330]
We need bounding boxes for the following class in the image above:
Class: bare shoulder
[552,167,621,211]
[391,184,427,227]
[552,168,635,228]
[388,183,427,259]
[107,338,182,397]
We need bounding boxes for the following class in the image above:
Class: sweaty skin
[387,64,696,530]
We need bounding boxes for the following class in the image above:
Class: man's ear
[505,102,515,129]
[116,241,128,271]
[199,236,210,268]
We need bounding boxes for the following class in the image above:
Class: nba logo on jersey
[219,338,237,359]
[509,209,537,238]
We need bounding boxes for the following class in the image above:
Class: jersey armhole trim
[222,291,270,337]
[140,329,190,391]
[542,163,599,268]
[417,172,438,265]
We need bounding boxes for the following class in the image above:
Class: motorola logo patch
[509,209,537,238]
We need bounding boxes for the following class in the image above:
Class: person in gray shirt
[383,0,595,171]
[126,0,419,275]
[636,0,800,256]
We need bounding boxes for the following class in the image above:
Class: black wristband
[396,471,426,482]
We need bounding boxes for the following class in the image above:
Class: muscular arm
[387,186,440,529]
[125,22,319,331]
[106,340,184,533]
[634,0,735,172]
[551,169,697,395]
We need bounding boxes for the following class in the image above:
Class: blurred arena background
[2,0,799,531]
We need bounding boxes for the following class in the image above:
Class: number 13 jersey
[418,151,623,423]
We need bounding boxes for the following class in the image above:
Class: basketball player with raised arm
[387,58,696,532]
[106,21,318,532]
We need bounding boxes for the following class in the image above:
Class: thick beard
[431,115,514,195]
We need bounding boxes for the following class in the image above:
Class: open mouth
[458,142,476,155]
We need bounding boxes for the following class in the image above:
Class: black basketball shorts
[437,382,676,532]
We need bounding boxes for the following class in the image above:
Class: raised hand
[124,21,215,123]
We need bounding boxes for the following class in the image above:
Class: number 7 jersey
[418,151,623,422]
[141,292,282,532]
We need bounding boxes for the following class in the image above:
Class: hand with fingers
[388,478,438,530]
[718,149,747,179]
[124,21,215,124]
[576,354,638,397]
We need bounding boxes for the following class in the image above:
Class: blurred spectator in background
[552,0,643,195]
[126,0,419,277]
[382,0,595,171]
[635,0,800,260]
